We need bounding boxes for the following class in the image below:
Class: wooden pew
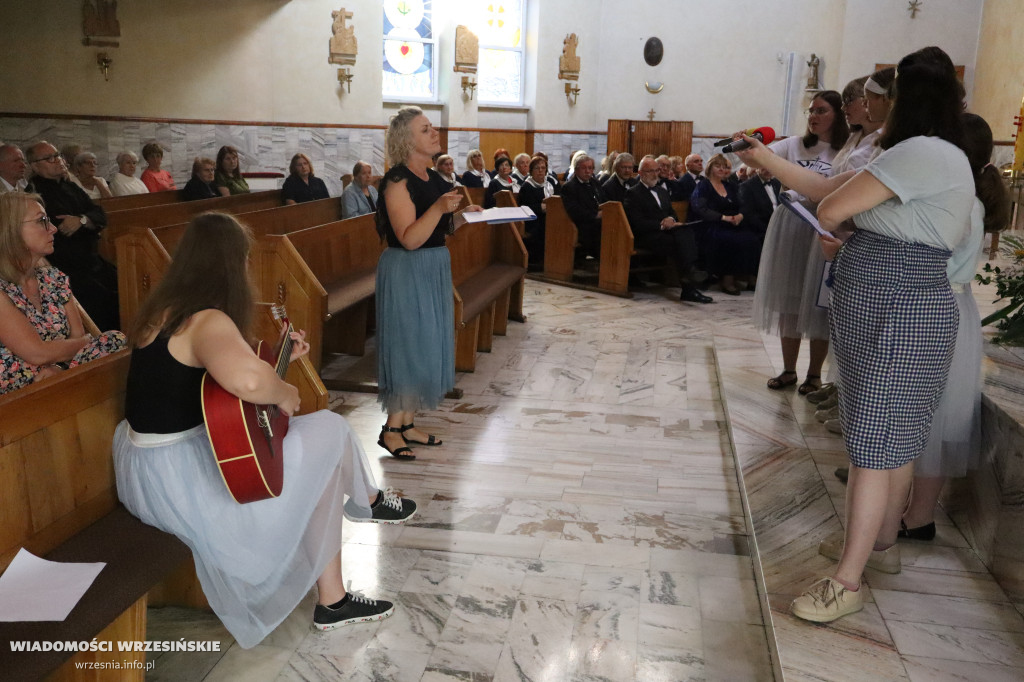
[97,189,185,212]
[671,200,689,223]
[149,196,343,255]
[446,219,527,372]
[251,214,384,375]
[101,190,283,260]
[465,186,485,207]
[495,189,527,238]
[595,201,636,297]
[542,196,577,282]
[0,352,196,681]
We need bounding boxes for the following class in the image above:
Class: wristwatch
[79,215,88,227]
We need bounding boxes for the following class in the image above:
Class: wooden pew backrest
[543,196,577,282]
[97,189,184,212]
[597,201,635,296]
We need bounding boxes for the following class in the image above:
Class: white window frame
[474,0,527,107]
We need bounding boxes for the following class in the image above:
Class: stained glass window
[469,0,526,105]
[382,0,436,101]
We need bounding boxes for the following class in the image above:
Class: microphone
[714,128,763,146]
[721,127,775,153]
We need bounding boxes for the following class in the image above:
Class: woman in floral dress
[0,192,125,394]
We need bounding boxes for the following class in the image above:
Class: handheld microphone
[721,127,775,153]
[714,128,763,146]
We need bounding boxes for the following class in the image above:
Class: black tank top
[376,165,452,249]
[124,335,206,434]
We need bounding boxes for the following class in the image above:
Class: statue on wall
[806,53,821,91]
[559,33,580,81]
[454,25,479,74]
[329,7,358,66]
[82,0,120,46]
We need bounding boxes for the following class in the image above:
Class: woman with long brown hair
[113,212,416,646]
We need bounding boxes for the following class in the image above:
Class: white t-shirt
[947,198,984,285]
[768,136,837,177]
[109,173,149,196]
[856,136,974,251]
[832,128,882,175]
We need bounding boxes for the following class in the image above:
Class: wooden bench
[251,214,384,375]
[542,196,577,282]
[101,190,283,261]
[96,189,185,212]
[465,186,485,208]
[446,219,528,372]
[147,196,344,255]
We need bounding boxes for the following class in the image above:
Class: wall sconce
[564,81,580,105]
[461,76,477,100]
[97,52,113,81]
[337,67,353,93]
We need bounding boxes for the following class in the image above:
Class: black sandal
[378,425,416,460]
[400,422,442,446]
[766,370,798,390]
[798,375,822,396]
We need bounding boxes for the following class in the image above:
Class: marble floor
[143,272,1024,681]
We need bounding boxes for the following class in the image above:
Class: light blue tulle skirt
[375,246,455,413]
[113,410,377,648]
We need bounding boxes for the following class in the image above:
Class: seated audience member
[655,155,675,192]
[672,153,703,201]
[597,151,618,182]
[517,156,553,265]
[61,145,83,172]
[511,153,531,185]
[0,192,126,394]
[109,151,149,196]
[670,156,685,181]
[533,151,561,194]
[491,148,510,178]
[215,145,250,196]
[625,155,711,304]
[601,152,637,203]
[461,149,491,188]
[560,153,605,260]
[340,160,378,218]
[26,141,119,330]
[182,157,219,201]
[70,153,113,200]
[140,142,177,193]
[565,150,587,181]
[483,156,519,209]
[689,153,761,295]
[738,166,781,237]
[434,154,462,189]
[728,165,751,186]
[0,144,29,193]
[282,153,330,205]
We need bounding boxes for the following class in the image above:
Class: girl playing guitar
[114,212,415,646]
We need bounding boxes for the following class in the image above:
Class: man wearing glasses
[600,152,637,203]
[26,141,119,329]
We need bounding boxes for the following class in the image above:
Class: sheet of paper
[0,548,105,621]
[780,194,829,236]
[816,261,832,309]
[462,206,537,224]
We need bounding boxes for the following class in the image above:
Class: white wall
[0,0,990,136]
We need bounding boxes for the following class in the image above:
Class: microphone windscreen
[755,127,776,145]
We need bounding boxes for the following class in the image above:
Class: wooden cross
[647,109,656,121]
[908,0,922,18]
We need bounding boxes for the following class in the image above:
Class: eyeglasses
[22,215,51,228]
[805,107,832,116]
[31,153,62,164]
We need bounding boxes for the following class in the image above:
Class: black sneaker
[348,487,417,524]
[313,590,395,631]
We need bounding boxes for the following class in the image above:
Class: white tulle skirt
[752,205,830,340]
[915,286,982,477]
[113,410,378,648]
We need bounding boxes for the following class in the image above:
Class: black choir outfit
[689,177,762,279]
[560,175,605,259]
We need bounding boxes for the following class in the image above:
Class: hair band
[864,78,888,96]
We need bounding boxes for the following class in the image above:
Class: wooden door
[480,131,529,163]
[606,120,692,159]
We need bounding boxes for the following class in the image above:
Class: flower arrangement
[977,234,1024,345]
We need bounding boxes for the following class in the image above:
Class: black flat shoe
[400,422,442,446]
[379,425,415,460]
[681,288,713,304]
[897,520,935,541]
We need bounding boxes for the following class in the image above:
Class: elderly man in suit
[0,144,28,193]
[671,153,703,202]
[600,152,637,203]
[625,156,711,304]
[560,153,605,260]
[738,167,782,237]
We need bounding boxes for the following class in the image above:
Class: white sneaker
[791,577,863,622]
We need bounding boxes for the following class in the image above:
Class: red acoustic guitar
[201,306,294,503]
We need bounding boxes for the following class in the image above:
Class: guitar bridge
[257,410,273,438]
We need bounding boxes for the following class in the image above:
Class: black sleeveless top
[376,165,452,249]
[124,334,206,434]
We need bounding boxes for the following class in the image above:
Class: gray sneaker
[825,418,843,435]
[805,383,836,404]
[816,406,839,423]
[817,393,840,411]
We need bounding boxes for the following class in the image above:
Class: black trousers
[636,227,698,282]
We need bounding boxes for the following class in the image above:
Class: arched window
[382,0,437,101]
[469,0,526,105]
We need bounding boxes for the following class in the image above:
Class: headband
[864,78,888,96]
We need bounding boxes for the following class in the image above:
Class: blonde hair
[385,106,424,166]
[0,192,44,282]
